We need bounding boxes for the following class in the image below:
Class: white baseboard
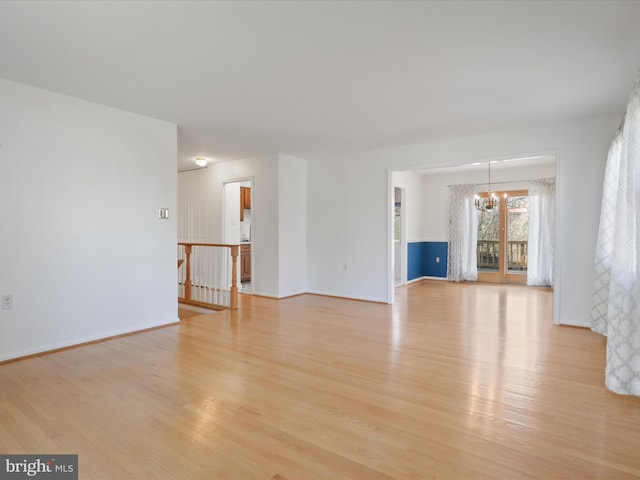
[178,304,219,315]
[556,319,590,328]
[305,290,388,304]
[0,317,180,363]
[250,291,279,299]
[406,276,448,285]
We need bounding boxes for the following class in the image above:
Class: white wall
[0,78,178,361]
[278,154,307,297]
[187,153,305,298]
[223,181,241,244]
[421,161,557,241]
[307,114,619,326]
[307,157,388,302]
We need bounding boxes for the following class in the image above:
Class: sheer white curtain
[447,185,478,282]
[591,74,640,396]
[527,179,556,286]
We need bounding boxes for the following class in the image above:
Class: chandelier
[474,163,498,210]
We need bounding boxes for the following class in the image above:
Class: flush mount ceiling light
[195,157,208,167]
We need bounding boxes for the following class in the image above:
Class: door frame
[393,187,408,286]
[386,151,560,325]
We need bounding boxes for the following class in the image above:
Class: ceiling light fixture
[474,163,498,210]
[195,157,208,167]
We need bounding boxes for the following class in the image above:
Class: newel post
[184,244,192,301]
[230,245,239,310]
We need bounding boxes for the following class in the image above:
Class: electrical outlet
[436,257,440,263]
[2,294,13,310]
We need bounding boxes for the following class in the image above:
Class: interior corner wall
[0,78,178,361]
[200,154,280,298]
[306,114,620,325]
[278,154,307,297]
[180,153,307,299]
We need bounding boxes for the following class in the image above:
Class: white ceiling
[0,1,639,172]
[416,155,557,176]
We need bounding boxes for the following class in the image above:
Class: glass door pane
[506,195,528,274]
[477,197,501,272]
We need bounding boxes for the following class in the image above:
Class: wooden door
[477,190,528,284]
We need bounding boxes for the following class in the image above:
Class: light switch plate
[159,208,169,219]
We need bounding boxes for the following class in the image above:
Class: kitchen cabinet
[241,186,251,209]
[241,244,251,282]
[240,186,251,221]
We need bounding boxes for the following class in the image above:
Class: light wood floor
[2,280,639,479]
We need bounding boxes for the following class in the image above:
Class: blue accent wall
[407,243,424,281]
[407,242,448,280]
[423,242,448,277]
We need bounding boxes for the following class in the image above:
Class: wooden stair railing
[178,243,239,310]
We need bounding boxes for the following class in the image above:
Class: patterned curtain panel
[591,131,623,336]
[591,73,640,396]
[447,184,478,282]
[527,179,555,286]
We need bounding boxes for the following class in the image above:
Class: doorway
[223,179,253,294]
[393,187,406,286]
[387,154,557,306]
[477,190,528,284]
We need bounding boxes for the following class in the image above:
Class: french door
[476,190,528,284]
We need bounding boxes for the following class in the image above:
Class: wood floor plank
[1,281,639,479]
